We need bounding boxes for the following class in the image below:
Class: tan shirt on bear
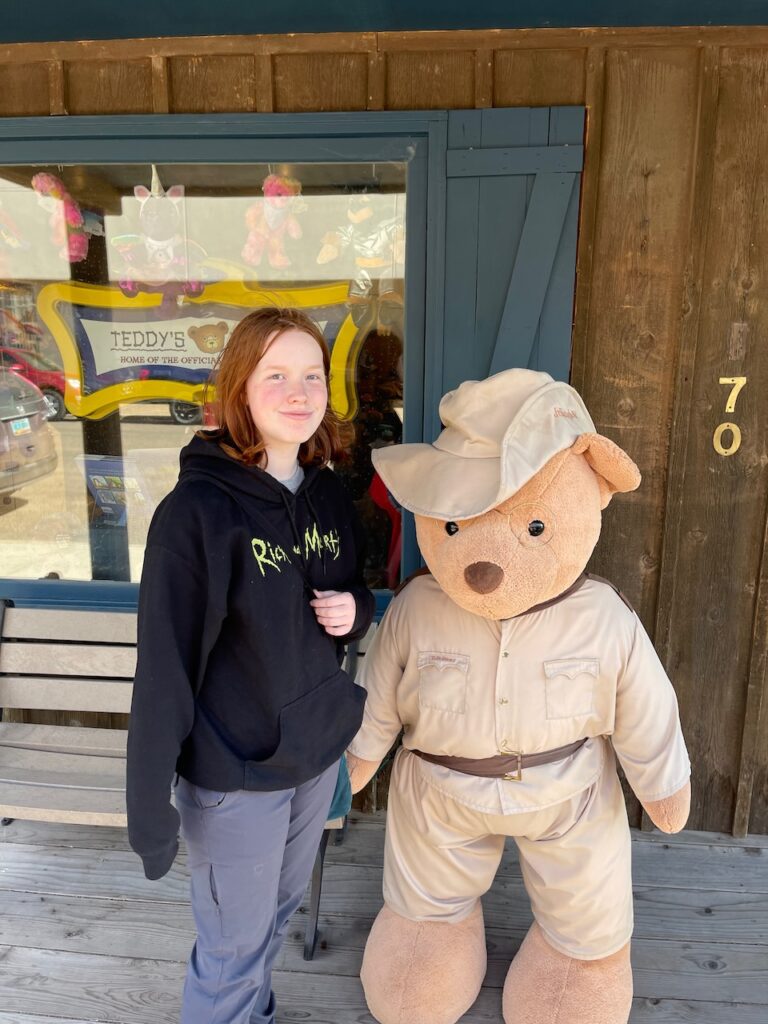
[348,574,690,816]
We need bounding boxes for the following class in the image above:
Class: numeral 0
[713,421,742,457]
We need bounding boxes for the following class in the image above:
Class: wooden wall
[1,27,767,835]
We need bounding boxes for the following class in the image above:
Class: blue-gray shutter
[440,107,584,398]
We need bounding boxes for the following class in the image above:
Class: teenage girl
[126,307,374,1024]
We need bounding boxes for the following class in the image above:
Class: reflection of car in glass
[0,371,58,496]
[0,347,67,421]
[169,400,203,425]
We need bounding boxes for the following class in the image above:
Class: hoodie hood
[179,432,322,504]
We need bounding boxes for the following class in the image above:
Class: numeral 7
[719,376,747,413]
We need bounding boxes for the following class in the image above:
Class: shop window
[0,162,406,588]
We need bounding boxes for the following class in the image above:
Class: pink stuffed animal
[31,172,88,263]
[241,174,303,269]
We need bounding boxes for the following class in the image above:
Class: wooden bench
[0,598,347,958]
[0,601,135,825]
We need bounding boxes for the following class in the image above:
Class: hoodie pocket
[247,670,366,782]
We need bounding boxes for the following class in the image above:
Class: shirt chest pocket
[543,658,599,719]
[417,652,470,714]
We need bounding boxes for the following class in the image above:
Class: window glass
[0,162,405,587]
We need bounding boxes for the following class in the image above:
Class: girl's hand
[310,589,356,636]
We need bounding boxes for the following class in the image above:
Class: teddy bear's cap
[372,368,597,521]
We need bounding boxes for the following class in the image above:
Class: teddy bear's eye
[528,520,545,537]
[445,521,459,536]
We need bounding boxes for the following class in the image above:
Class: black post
[81,414,131,581]
[74,209,131,581]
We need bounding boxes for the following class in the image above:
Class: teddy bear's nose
[464,561,504,594]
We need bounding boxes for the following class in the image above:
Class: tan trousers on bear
[382,747,633,960]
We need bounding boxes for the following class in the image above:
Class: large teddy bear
[346,369,691,1024]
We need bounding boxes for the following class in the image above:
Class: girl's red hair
[200,307,350,466]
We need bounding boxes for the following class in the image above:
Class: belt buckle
[502,751,523,782]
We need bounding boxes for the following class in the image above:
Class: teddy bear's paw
[502,923,632,1024]
[360,903,486,1024]
[346,752,381,794]
[641,780,691,834]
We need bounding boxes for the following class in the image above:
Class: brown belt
[410,738,588,782]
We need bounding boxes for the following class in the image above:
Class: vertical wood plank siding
[385,51,475,108]
[168,55,257,112]
[0,62,50,115]
[493,48,586,106]
[580,48,700,629]
[273,53,369,111]
[64,60,154,114]
[1,28,766,834]
[655,48,768,834]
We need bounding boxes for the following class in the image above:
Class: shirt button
[502,651,509,658]
[498,697,509,705]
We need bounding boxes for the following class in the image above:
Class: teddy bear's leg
[502,924,632,1024]
[504,763,634,1024]
[359,749,503,1024]
[241,231,266,267]
[361,902,487,1024]
[267,231,291,269]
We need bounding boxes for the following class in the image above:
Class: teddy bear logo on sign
[346,368,691,1024]
[187,322,229,354]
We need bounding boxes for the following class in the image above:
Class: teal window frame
[0,111,449,610]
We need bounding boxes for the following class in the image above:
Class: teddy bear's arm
[611,613,691,833]
[346,600,408,793]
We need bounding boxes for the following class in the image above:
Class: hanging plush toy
[241,173,303,270]
[346,368,691,1024]
[110,166,207,301]
[31,172,89,263]
[317,194,404,304]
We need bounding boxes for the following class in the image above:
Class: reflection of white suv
[0,371,58,496]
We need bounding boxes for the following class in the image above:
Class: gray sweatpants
[175,761,338,1024]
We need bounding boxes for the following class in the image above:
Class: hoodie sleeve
[126,523,226,880]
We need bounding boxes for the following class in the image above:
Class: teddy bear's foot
[360,902,487,1024]
[502,923,632,1024]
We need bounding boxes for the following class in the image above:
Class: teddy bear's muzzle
[464,561,504,594]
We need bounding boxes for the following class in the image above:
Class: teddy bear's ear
[571,433,641,509]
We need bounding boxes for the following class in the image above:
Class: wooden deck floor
[0,814,766,1024]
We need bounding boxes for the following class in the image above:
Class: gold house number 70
[713,376,747,456]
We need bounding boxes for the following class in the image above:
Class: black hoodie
[126,434,373,879]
